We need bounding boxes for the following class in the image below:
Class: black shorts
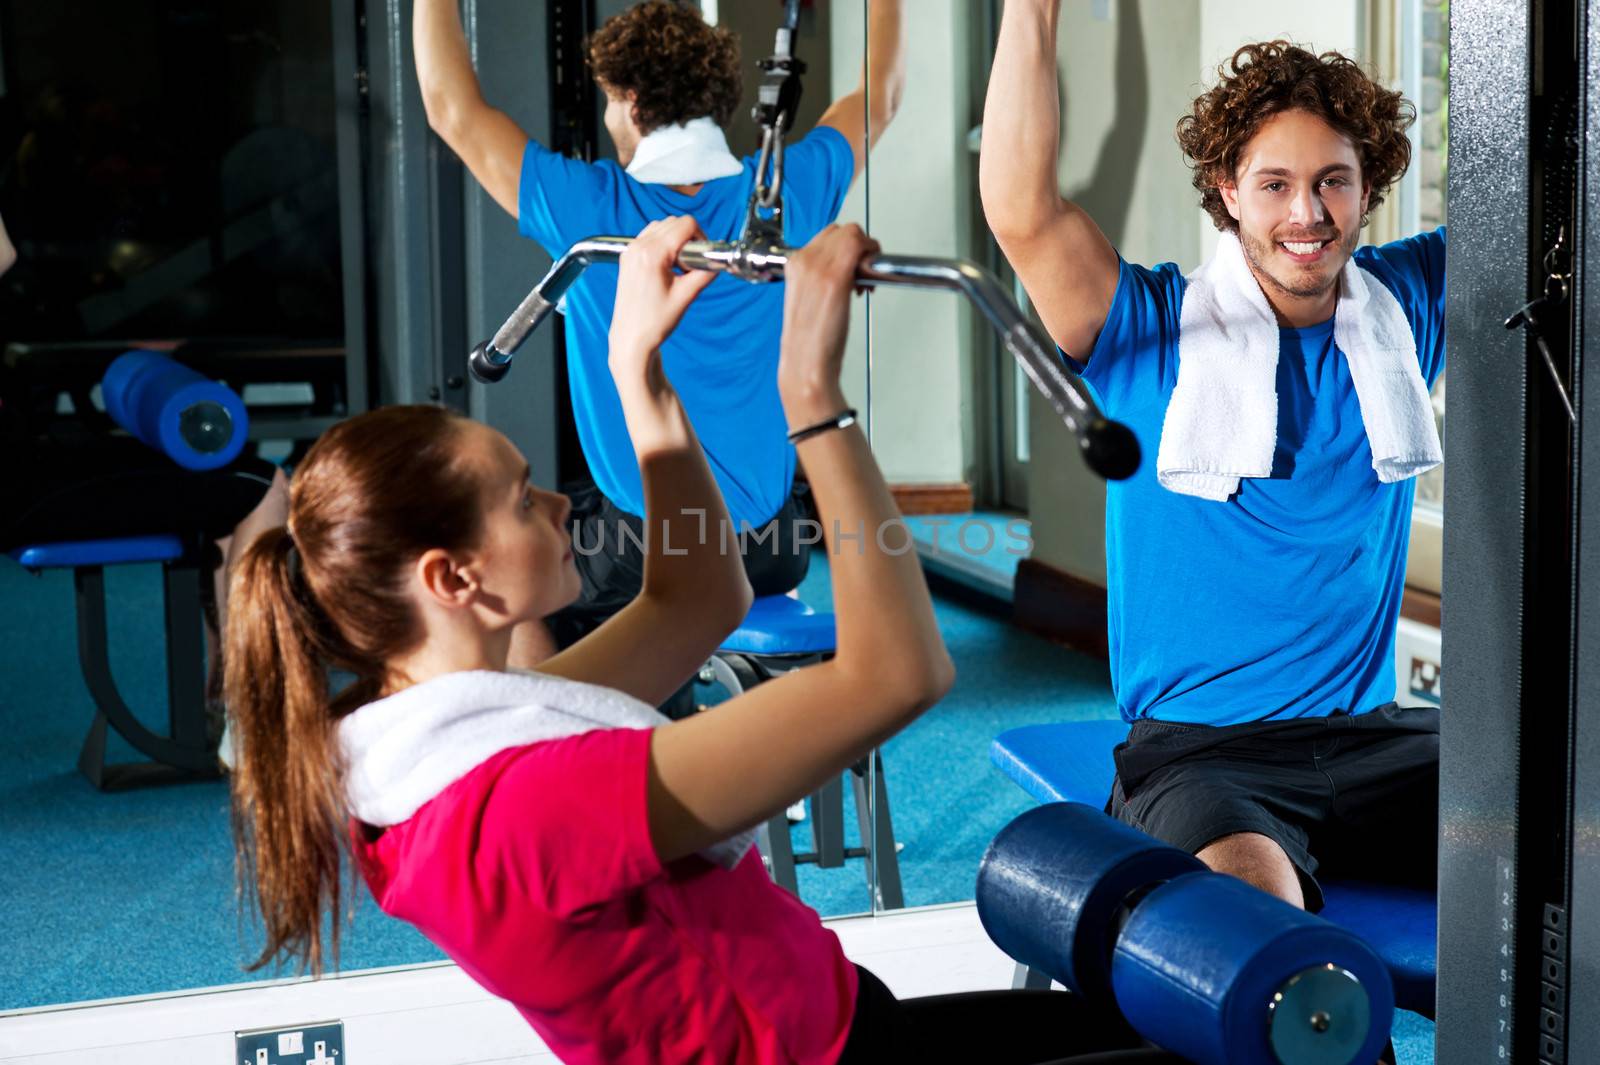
[1107,704,1439,911]
[544,477,815,650]
[0,435,279,552]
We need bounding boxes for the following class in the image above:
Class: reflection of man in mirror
[415,0,905,693]
[984,7,1443,916]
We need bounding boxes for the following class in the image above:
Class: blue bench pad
[10,535,185,569]
[1317,881,1436,1015]
[991,721,1437,1016]
[719,594,836,655]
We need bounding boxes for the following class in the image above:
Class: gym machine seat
[9,534,217,790]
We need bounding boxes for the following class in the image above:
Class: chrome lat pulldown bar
[468,237,1140,482]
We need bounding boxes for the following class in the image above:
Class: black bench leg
[850,751,905,910]
[76,711,112,790]
[758,812,801,898]
[73,562,219,789]
[814,773,846,867]
[1012,963,1053,990]
[163,554,209,752]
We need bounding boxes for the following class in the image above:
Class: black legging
[837,965,1186,1065]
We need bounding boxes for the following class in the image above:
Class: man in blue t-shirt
[415,0,904,669]
[983,4,1443,914]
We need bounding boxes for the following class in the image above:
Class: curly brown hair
[586,1,743,136]
[1177,41,1415,232]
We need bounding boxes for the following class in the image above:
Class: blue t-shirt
[1075,228,1447,725]
[517,127,856,525]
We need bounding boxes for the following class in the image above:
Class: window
[1411,0,1448,515]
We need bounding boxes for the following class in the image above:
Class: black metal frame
[331,0,374,417]
[1440,0,1594,1060]
[1565,0,1600,1052]
[428,135,470,414]
[547,0,600,486]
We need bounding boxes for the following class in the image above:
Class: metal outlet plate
[235,1021,344,1065]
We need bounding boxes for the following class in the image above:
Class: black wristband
[787,408,858,445]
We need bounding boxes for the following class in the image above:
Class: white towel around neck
[338,669,755,870]
[1155,231,1442,502]
[625,116,744,186]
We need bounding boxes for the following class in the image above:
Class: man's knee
[1196,831,1305,908]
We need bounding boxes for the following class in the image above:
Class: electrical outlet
[235,1021,344,1065]
[1409,654,1442,704]
[1396,618,1443,706]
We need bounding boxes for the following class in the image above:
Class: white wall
[1027,0,1204,582]
[1193,0,1362,262]
[833,1,974,485]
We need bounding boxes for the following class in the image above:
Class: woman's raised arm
[645,224,955,864]
[537,217,753,707]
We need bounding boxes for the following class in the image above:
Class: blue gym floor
[0,517,1434,1061]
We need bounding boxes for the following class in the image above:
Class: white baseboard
[0,904,1012,1065]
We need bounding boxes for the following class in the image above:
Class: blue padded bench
[707,594,904,910]
[991,720,1437,1017]
[9,534,219,789]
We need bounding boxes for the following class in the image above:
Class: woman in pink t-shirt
[223,218,1175,1063]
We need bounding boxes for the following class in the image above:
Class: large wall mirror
[0,0,371,1014]
[0,0,877,1016]
[0,0,1448,1031]
[856,0,1447,916]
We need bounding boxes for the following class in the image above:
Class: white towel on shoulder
[339,669,755,870]
[626,116,744,186]
[1156,231,1442,501]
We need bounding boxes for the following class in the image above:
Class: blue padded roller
[102,350,248,471]
[975,802,1204,1002]
[1113,872,1393,1065]
[718,594,836,655]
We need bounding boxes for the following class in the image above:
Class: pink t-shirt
[352,726,858,1064]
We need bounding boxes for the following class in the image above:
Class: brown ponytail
[227,526,350,974]
[225,405,489,976]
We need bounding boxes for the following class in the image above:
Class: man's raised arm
[816,0,906,181]
[979,0,1119,362]
[414,0,531,219]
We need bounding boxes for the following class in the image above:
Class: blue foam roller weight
[1112,872,1394,1065]
[975,802,1204,1001]
[102,350,248,471]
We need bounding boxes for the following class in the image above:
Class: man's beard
[1237,224,1361,301]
